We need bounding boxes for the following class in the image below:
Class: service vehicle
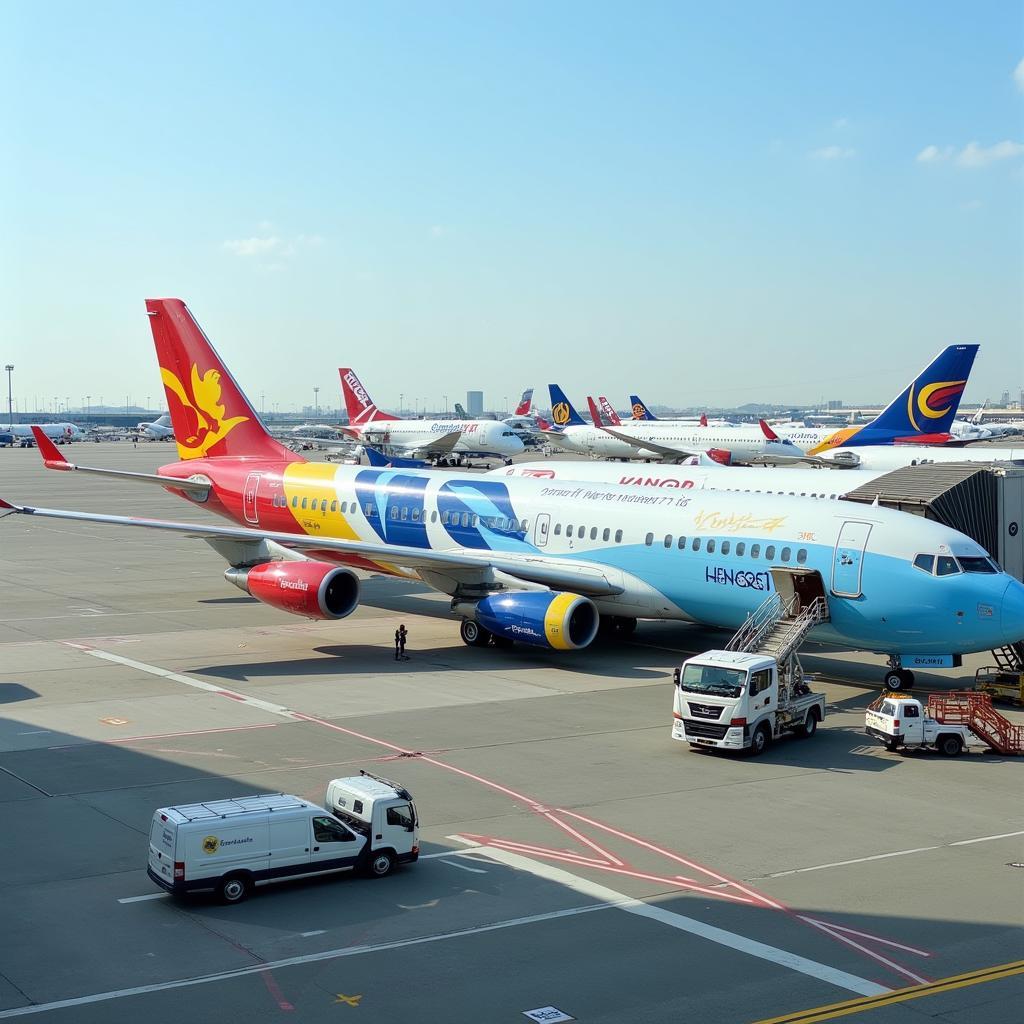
[865,691,1024,757]
[671,650,825,756]
[148,771,418,903]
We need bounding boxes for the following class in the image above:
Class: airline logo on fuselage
[619,476,694,489]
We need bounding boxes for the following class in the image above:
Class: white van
[148,773,418,903]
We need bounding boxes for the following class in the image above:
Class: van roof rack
[358,769,412,802]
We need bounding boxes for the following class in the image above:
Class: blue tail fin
[547,385,587,427]
[810,344,979,452]
[629,395,658,420]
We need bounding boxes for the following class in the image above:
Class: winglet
[759,419,780,441]
[31,427,73,470]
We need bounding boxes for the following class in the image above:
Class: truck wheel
[748,724,770,757]
[800,709,819,739]
[883,739,899,752]
[937,734,963,757]
[367,850,396,878]
[883,670,905,691]
[218,873,251,904]
[460,620,492,647]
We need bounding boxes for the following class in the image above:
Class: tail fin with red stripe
[339,368,400,425]
[513,388,534,417]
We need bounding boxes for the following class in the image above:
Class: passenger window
[322,499,329,512]
[413,508,421,522]
[291,496,298,508]
[664,535,673,548]
[781,547,791,562]
[797,548,807,564]
[645,532,654,546]
[470,514,478,527]
[707,539,716,554]
[386,804,414,829]
[736,542,745,556]
[677,536,686,549]
[301,497,308,510]
[590,527,598,540]
[312,816,353,844]
[691,538,700,551]
[603,528,610,542]
[391,506,399,520]
[721,541,730,555]
[765,545,776,560]
[614,529,623,543]
[554,524,562,535]
[462,512,471,528]
[364,502,373,516]
[936,556,960,576]
[567,525,574,538]
[914,554,935,574]
[751,544,760,558]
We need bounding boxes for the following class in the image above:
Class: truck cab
[671,650,824,756]
[865,695,973,756]
[325,771,420,877]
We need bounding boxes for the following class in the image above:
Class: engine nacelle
[225,561,360,620]
[829,450,861,468]
[474,591,599,650]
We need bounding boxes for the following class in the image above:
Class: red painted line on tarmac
[541,811,625,866]
[258,969,295,1012]
[799,918,932,958]
[218,691,247,702]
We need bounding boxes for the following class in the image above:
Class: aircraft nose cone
[1001,579,1024,644]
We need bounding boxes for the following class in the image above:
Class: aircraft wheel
[900,670,915,688]
[460,619,493,647]
[883,669,905,691]
[614,617,638,637]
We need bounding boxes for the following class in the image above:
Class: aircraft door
[243,472,262,524]
[533,513,550,548]
[832,521,872,598]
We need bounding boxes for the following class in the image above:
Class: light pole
[313,386,320,418]
[399,393,404,416]
[4,365,13,428]
[86,395,91,420]
[443,394,448,417]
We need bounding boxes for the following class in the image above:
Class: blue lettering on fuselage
[704,566,771,591]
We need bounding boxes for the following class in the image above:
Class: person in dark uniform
[395,624,409,660]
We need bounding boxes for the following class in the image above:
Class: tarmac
[0,442,1021,1023]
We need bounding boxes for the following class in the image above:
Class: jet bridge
[841,463,1024,583]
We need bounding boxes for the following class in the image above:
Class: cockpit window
[935,556,961,576]
[958,556,998,574]
[913,554,935,574]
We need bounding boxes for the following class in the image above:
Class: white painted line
[766,847,939,877]
[300,930,325,938]
[442,860,488,874]
[450,838,887,997]
[0,903,616,1018]
[16,731,51,736]
[419,847,485,860]
[765,829,1024,877]
[948,829,1024,847]
[117,893,167,905]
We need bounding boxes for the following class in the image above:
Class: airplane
[628,395,733,427]
[3,422,82,446]
[778,345,979,454]
[492,460,889,500]
[339,368,524,464]
[544,386,800,464]
[809,443,1024,471]
[136,413,175,440]
[2,298,1021,693]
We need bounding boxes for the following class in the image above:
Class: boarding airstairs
[991,642,1024,674]
[726,590,830,690]
[927,692,1024,756]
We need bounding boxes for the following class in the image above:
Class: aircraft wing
[596,426,698,461]
[0,497,625,598]
[401,430,462,459]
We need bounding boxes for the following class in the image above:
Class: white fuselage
[493,460,888,499]
[350,419,524,458]
[8,422,81,441]
[546,422,801,462]
[819,445,1024,470]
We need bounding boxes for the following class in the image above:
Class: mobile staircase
[927,692,1024,756]
[726,593,830,690]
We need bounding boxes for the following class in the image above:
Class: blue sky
[3,1,1022,414]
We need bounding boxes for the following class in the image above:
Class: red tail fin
[146,299,298,462]
[586,396,604,427]
[598,397,621,426]
[699,413,708,428]
[513,388,534,417]
[759,419,780,441]
[339,368,399,425]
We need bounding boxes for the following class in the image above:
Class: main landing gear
[596,615,638,640]
[883,656,915,691]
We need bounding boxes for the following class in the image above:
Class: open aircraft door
[243,472,262,524]
[832,521,872,598]
[533,512,551,548]
[769,567,829,617]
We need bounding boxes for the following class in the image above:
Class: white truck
[865,692,1024,757]
[148,771,418,903]
[671,650,825,756]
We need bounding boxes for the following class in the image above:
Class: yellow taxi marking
[752,959,1024,1024]
[334,993,362,1007]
